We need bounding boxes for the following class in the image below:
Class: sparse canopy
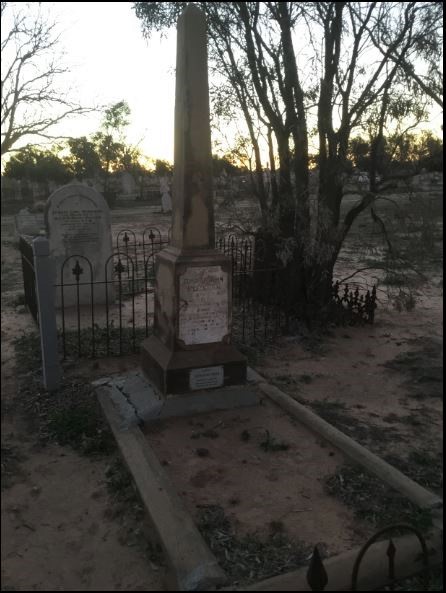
[134,1,443,323]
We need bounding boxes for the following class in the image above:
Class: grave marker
[45,184,114,307]
[141,4,246,395]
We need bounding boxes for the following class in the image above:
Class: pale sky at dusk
[23,2,178,162]
[2,2,442,166]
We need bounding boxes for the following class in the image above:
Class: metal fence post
[33,236,62,391]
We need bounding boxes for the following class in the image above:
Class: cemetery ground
[1,196,443,591]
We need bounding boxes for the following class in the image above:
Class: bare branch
[1,3,93,155]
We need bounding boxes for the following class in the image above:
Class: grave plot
[143,394,372,569]
[98,374,442,591]
[95,5,442,591]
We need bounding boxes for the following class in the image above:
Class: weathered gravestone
[45,184,114,307]
[15,207,45,239]
[141,4,246,395]
[121,171,137,196]
[160,176,172,213]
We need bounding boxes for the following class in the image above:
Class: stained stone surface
[178,266,229,345]
[45,184,113,307]
[140,5,246,395]
[171,4,214,250]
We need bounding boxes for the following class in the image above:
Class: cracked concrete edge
[97,389,228,591]
[257,381,443,512]
[95,385,140,429]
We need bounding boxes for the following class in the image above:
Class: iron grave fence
[305,523,434,591]
[19,229,377,364]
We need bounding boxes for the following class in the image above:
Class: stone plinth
[141,246,246,395]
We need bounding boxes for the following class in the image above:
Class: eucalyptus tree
[134,1,443,324]
[92,100,131,194]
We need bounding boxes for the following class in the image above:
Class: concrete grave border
[96,367,443,591]
[97,387,227,592]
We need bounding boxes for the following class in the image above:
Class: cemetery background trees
[3,145,71,184]
[134,1,443,325]
[92,100,131,197]
[1,2,91,156]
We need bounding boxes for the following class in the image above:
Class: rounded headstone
[45,184,114,307]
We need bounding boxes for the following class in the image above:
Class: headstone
[160,176,172,213]
[45,184,114,307]
[141,5,246,395]
[121,171,137,195]
[15,208,45,238]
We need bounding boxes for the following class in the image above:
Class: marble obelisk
[141,4,246,395]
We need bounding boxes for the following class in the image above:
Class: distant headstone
[45,184,114,307]
[121,171,137,195]
[160,176,172,213]
[15,208,45,239]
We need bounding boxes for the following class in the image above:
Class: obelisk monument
[141,4,247,395]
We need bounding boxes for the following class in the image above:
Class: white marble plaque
[190,366,224,390]
[178,266,228,345]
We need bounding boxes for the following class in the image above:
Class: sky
[2,2,443,167]
[9,2,178,163]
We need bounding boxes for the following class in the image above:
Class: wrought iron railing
[33,228,377,359]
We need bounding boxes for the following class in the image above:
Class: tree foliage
[3,145,71,183]
[3,101,147,188]
[92,100,132,192]
[1,2,93,156]
[153,158,173,175]
[349,130,443,174]
[134,1,443,323]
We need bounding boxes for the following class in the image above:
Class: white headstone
[45,184,114,307]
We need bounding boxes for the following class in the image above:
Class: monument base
[141,334,247,395]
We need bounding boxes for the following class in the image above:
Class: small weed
[13,333,115,456]
[299,374,313,384]
[196,504,311,586]
[46,402,114,455]
[1,443,26,489]
[310,399,403,451]
[260,429,289,452]
[105,457,138,501]
[384,338,443,399]
[392,289,417,312]
[383,450,443,495]
[325,464,434,531]
[269,520,285,534]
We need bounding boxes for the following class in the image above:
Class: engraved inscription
[53,208,102,247]
[178,266,228,345]
[190,366,224,390]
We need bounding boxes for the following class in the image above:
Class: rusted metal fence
[20,228,378,360]
[306,523,432,591]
